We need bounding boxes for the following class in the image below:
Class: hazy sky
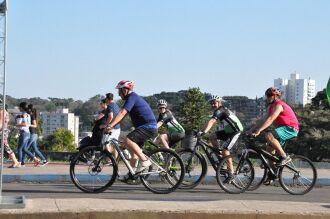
[5,0,330,101]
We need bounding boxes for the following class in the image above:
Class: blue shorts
[274,126,298,146]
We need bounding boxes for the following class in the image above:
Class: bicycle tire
[247,151,268,191]
[70,146,118,193]
[216,154,254,194]
[140,148,185,194]
[279,155,317,195]
[177,148,208,189]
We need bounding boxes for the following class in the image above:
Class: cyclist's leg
[126,127,158,171]
[265,131,285,157]
[168,132,185,148]
[222,132,240,176]
[158,133,170,149]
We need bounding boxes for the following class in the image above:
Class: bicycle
[177,131,254,194]
[69,130,185,194]
[235,135,317,195]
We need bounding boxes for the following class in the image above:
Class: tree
[311,89,329,109]
[43,128,76,152]
[178,87,209,132]
[74,95,104,131]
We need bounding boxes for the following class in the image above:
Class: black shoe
[223,173,234,184]
[263,173,277,186]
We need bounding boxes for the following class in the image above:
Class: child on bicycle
[247,87,299,185]
[198,95,244,183]
[155,99,185,149]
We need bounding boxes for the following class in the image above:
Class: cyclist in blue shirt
[107,80,158,174]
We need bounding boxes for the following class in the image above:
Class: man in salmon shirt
[248,87,299,184]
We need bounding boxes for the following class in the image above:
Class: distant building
[274,73,316,106]
[40,108,79,145]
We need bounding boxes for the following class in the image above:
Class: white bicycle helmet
[157,99,167,107]
[208,95,223,102]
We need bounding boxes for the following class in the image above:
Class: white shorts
[102,128,121,144]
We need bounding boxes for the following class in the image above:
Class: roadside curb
[3,174,330,186]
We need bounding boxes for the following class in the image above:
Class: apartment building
[40,108,79,145]
[274,73,316,106]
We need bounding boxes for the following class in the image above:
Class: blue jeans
[26,133,46,161]
[17,131,31,163]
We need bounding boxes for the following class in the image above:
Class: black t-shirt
[93,109,109,132]
[29,115,38,134]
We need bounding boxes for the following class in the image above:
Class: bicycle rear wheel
[140,148,184,194]
[216,154,254,194]
[279,155,317,195]
[70,146,118,193]
[177,148,207,189]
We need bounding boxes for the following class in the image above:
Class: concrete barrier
[0,199,329,219]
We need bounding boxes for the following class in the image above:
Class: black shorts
[215,130,240,150]
[127,127,158,147]
[168,132,185,147]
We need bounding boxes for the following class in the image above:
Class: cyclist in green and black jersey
[155,99,185,149]
[198,95,244,182]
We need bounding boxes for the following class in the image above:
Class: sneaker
[277,155,292,166]
[8,163,21,168]
[135,159,152,173]
[41,161,49,167]
[223,173,234,184]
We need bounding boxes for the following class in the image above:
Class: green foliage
[43,128,76,152]
[178,87,209,132]
[286,90,330,162]
[311,89,329,109]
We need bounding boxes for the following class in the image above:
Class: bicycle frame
[193,138,222,171]
[108,138,169,177]
[242,143,281,177]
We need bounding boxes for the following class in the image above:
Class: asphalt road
[2,182,329,203]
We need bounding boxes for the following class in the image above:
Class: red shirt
[268,99,299,130]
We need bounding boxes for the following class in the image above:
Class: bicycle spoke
[70,146,117,193]
[216,154,254,194]
[140,148,184,194]
[279,155,317,195]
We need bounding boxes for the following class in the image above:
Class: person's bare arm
[202,118,217,134]
[252,104,283,136]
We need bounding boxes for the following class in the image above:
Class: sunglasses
[158,107,166,110]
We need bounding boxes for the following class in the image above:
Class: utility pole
[0,0,25,209]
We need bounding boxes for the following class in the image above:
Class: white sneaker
[135,159,152,173]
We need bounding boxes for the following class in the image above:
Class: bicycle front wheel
[177,148,207,189]
[247,150,267,191]
[140,148,185,194]
[216,154,254,194]
[70,146,118,193]
[279,155,317,195]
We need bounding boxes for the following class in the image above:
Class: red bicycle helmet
[115,80,134,90]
